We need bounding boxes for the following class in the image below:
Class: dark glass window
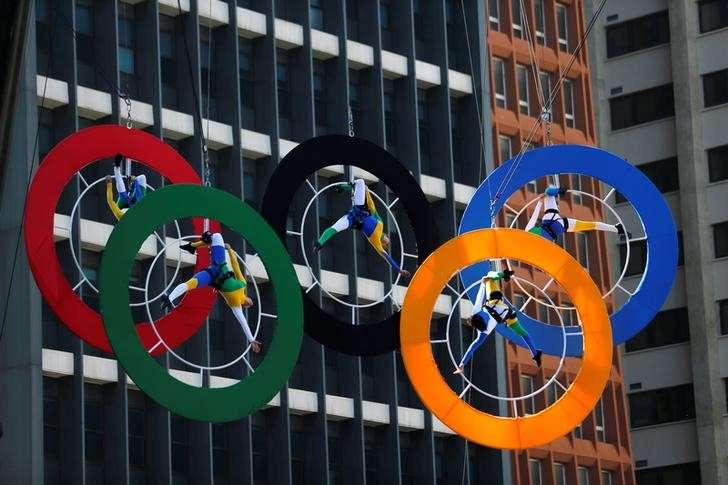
[310,0,324,30]
[629,384,695,428]
[714,221,728,258]
[276,49,292,139]
[314,60,327,135]
[252,414,267,484]
[239,38,255,129]
[606,10,669,58]
[75,0,96,87]
[84,399,104,463]
[636,462,700,485]
[557,3,569,52]
[160,14,178,109]
[703,68,728,108]
[512,0,523,39]
[699,0,728,34]
[708,144,728,182]
[620,231,684,276]
[380,0,392,50]
[36,0,51,75]
[290,416,304,484]
[171,415,188,478]
[349,70,361,135]
[535,0,546,44]
[212,423,229,482]
[488,0,500,31]
[610,84,675,130]
[616,157,679,202]
[719,299,728,335]
[43,378,59,457]
[418,88,431,171]
[328,423,342,484]
[384,79,396,154]
[128,407,145,471]
[625,307,690,352]
[200,27,217,120]
[118,6,137,97]
[38,107,53,159]
[493,57,507,109]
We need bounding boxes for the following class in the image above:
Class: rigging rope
[492,0,608,204]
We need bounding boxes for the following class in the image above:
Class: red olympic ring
[24,125,217,355]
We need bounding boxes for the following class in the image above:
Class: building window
[239,39,256,130]
[554,463,567,485]
[534,0,546,44]
[36,0,52,75]
[252,414,267,484]
[349,70,361,135]
[310,0,324,30]
[636,462,701,484]
[512,0,523,38]
[574,421,584,439]
[629,384,696,428]
[365,428,378,484]
[708,144,728,182]
[539,71,552,106]
[521,374,535,415]
[160,14,178,109]
[556,3,569,52]
[563,79,575,128]
[720,299,728,335]
[489,0,500,31]
[75,0,96,87]
[622,230,683,276]
[380,0,392,50]
[289,417,304,484]
[714,221,728,258]
[576,232,589,269]
[547,377,562,405]
[118,6,137,98]
[595,398,606,441]
[347,0,359,40]
[384,79,396,154]
[601,470,614,485]
[610,84,675,130]
[171,415,189,479]
[493,57,507,109]
[703,68,728,108]
[200,27,217,120]
[606,10,670,58]
[84,398,104,465]
[418,88,431,169]
[517,64,530,115]
[277,49,292,139]
[498,135,512,163]
[212,424,229,482]
[530,459,542,485]
[626,307,690,351]
[328,423,343,483]
[699,0,728,34]
[577,467,590,485]
[43,378,60,480]
[313,60,328,135]
[617,157,679,202]
[128,407,146,473]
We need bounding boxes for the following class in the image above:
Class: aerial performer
[161,232,261,353]
[524,185,629,242]
[105,154,147,220]
[454,269,542,375]
[313,178,411,278]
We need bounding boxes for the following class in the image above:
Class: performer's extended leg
[565,218,623,235]
[165,269,214,307]
[508,319,542,366]
[315,214,352,251]
[455,314,497,373]
[113,165,128,198]
[229,306,256,344]
[353,178,366,206]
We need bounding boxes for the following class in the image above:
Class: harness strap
[483,303,506,325]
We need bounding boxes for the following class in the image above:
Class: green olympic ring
[99,184,303,422]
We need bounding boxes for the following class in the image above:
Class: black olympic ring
[261,135,441,356]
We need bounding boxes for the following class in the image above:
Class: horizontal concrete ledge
[237,7,267,38]
[36,75,69,109]
[158,0,190,16]
[274,18,304,49]
[198,0,229,28]
[41,348,455,434]
[312,29,339,60]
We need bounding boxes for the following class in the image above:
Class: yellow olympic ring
[400,229,612,449]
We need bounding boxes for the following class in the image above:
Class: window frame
[563,78,575,128]
[493,57,507,109]
[517,64,530,115]
[489,0,500,31]
[556,3,569,52]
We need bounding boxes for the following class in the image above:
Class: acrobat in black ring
[260,135,440,356]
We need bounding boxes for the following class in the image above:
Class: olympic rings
[459,145,678,357]
[99,185,303,422]
[400,229,613,449]
[261,135,441,356]
[23,125,217,355]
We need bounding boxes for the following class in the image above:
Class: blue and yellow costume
[456,270,542,373]
[314,179,406,275]
[525,186,626,242]
[106,154,147,220]
[162,232,257,346]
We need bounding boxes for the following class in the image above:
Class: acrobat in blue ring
[459,144,678,357]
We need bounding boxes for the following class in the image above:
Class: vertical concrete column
[667,1,728,483]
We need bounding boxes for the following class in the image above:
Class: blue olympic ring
[459,145,678,357]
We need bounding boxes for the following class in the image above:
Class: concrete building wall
[587,0,728,482]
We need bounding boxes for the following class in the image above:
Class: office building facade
[587,0,728,483]
[486,0,635,483]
